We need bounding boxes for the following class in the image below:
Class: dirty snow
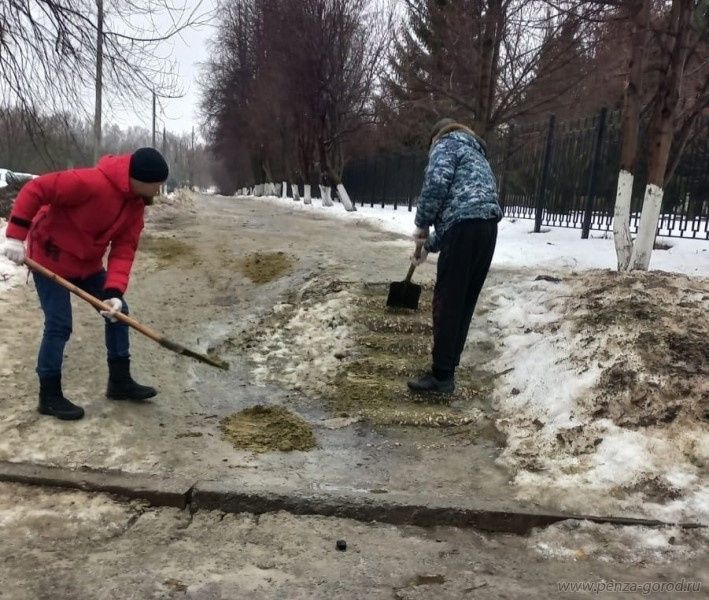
[0,169,36,189]
[484,272,709,524]
[249,287,356,394]
[529,520,709,564]
[243,195,708,277]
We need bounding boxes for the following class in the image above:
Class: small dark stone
[511,387,521,396]
[336,540,347,551]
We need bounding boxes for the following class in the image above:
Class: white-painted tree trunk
[254,184,261,197]
[292,184,301,202]
[303,184,312,205]
[336,183,356,212]
[281,181,288,198]
[274,183,282,197]
[629,183,664,270]
[320,185,334,207]
[613,169,635,271]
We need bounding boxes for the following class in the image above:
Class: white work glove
[1,238,25,265]
[412,226,429,243]
[100,298,123,323]
[410,243,428,267]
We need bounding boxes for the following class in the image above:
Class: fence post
[380,156,389,208]
[498,123,515,211]
[581,107,608,239]
[534,114,556,233]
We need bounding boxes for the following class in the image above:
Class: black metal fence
[342,110,709,240]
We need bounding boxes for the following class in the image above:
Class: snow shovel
[25,258,229,371]
[387,248,422,310]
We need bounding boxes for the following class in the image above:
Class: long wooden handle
[405,243,423,283]
[24,257,163,342]
[23,257,229,370]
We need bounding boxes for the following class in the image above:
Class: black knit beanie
[129,148,169,183]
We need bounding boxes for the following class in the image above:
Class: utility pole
[190,126,195,189]
[151,91,157,148]
[162,125,167,193]
[93,0,104,165]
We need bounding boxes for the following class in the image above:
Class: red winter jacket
[6,155,145,295]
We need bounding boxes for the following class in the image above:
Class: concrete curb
[0,462,192,509]
[0,461,704,534]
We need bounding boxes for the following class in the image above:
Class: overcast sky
[106,0,219,140]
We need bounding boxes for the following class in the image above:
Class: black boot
[106,358,157,401]
[38,375,85,420]
[407,371,455,395]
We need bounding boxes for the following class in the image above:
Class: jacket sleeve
[414,137,459,229]
[5,172,90,240]
[104,212,144,295]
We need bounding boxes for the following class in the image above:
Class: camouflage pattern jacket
[415,124,502,253]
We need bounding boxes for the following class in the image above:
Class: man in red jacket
[1,148,169,420]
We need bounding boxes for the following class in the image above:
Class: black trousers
[432,219,497,374]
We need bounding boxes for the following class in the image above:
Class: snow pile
[248,283,357,394]
[0,169,36,189]
[529,520,708,564]
[146,188,198,229]
[237,194,708,277]
[0,220,24,295]
[486,270,709,523]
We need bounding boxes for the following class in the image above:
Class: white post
[282,181,288,199]
[304,184,312,205]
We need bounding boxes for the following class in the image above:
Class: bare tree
[201,0,391,205]
[628,0,702,269]
[613,0,651,271]
[1,0,211,166]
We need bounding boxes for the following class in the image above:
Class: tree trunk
[629,0,693,270]
[477,0,502,137]
[336,183,355,211]
[613,0,650,271]
[292,184,301,202]
[303,184,312,205]
[282,181,288,198]
[320,184,334,207]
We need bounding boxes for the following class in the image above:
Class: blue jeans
[33,270,130,377]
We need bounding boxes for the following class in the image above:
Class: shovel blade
[386,280,422,310]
